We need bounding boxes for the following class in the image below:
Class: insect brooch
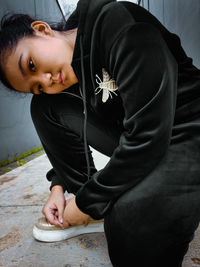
[95,68,118,103]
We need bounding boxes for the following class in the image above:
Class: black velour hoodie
[49,0,200,219]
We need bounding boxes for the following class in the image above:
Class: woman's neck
[57,28,78,52]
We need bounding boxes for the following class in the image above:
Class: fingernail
[59,217,63,223]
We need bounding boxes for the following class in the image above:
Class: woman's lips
[59,72,64,84]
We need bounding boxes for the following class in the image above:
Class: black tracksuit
[31,1,200,266]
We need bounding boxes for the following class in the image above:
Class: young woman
[1,0,200,266]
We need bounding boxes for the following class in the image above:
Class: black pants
[31,92,200,267]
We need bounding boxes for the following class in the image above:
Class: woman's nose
[38,72,52,89]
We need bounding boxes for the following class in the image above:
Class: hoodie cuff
[46,168,66,192]
[75,181,115,220]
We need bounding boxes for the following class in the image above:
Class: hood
[71,0,115,60]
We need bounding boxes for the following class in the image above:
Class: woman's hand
[42,185,65,228]
[63,196,92,228]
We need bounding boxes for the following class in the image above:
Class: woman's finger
[44,209,63,227]
[55,210,59,217]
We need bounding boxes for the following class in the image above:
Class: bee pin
[95,68,118,103]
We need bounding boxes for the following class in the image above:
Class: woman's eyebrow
[18,54,27,77]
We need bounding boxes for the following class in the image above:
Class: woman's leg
[31,90,122,194]
[31,91,200,267]
[104,135,200,267]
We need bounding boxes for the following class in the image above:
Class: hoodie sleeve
[75,23,178,219]
[46,168,67,191]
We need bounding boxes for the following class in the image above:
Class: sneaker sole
[33,221,104,242]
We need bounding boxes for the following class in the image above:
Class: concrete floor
[0,149,200,267]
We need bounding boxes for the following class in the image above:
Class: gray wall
[0,0,65,162]
[142,0,200,68]
[0,0,199,162]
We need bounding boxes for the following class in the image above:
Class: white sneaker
[33,217,104,242]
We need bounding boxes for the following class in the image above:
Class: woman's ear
[31,21,54,36]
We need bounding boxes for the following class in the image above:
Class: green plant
[0,154,10,167]
[0,145,43,168]
[13,146,43,162]
[1,167,13,174]
[17,160,28,166]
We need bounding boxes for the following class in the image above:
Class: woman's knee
[30,94,49,123]
[30,93,84,141]
[31,94,73,140]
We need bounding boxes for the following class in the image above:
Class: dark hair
[0,12,78,91]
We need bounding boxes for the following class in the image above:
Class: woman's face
[4,22,78,94]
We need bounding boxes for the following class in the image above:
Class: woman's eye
[29,59,35,72]
[38,84,43,93]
